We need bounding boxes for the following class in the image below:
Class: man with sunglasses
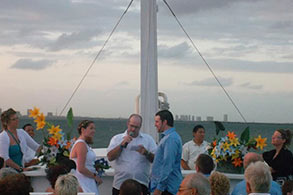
[107,114,157,195]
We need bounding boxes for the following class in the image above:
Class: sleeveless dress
[70,139,99,195]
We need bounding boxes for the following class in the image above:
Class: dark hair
[0,108,17,129]
[120,179,142,195]
[276,129,292,148]
[46,164,70,188]
[282,180,293,195]
[195,154,215,175]
[155,110,174,127]
[77,120,94,135]
[58,158,76,172]
[0,157,4,169]
[193,125,205,133]
[0,173,33,195]
[22,123,33,130]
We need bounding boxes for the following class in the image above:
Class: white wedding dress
[71,139,99,195]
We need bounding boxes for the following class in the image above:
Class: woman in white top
[0,108,41,172]
[70,120,102,195]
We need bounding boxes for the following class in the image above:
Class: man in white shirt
[107,114,157,195]
[181,125,209,170]
[245,161,272,195]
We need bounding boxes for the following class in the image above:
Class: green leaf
[63,150,69,157]
[240,127,250,144]
[66,107,73,127]
[214,121,225,135]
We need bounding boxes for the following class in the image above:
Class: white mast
[140,0,159,142]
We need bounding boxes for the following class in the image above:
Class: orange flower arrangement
[29,107,75,167]
[208,122,267,173]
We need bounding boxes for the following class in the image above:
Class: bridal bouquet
[94,158,110,177]
[208,122,267,173]
[29,107,75,167]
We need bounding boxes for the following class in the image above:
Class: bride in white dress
[70,120,102,195]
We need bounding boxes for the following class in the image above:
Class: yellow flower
[36,121,46,130]
[231,150,240,160]
[211,149,216,159]
[48,125,62,135]
[52,132,62,141]
[223,141,231,151]
[34,113,46,130]
[230,138,240,147]
[255,135,267,150]
[29,107,40,118]
[227,131,236,140]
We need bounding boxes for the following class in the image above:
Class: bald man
[232,152,281,195]
[107,114,157,195]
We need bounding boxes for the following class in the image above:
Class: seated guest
[232,152,282,195]
[195,153,214,176]
[245,161,272,195]
[0,167,18,180]
[22,123,39,167]
[55,174,79,195]
[120,179,143,195]
[282,180,293,195]
[0,156,4,169]
[46,164,71,193]
[0,108,41,172]
[209,171,230,195]
[177,173,210,195]
[0,173,33,195]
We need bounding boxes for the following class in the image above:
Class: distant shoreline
[18,115,293,125]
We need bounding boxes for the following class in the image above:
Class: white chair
[29,193,53,195]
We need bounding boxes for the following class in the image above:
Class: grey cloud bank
[10,59,55,70]
[0,0,293,122]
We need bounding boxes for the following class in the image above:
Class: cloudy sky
[1,0,293,123]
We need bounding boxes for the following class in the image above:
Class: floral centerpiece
[29,107,75,167]
[208,122,267,174]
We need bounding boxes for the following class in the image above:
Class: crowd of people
[0,107,292,195]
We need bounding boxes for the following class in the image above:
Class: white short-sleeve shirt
[107,130,157,189]
[181,140,209,170]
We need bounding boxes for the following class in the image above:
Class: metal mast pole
[140,0,158,142]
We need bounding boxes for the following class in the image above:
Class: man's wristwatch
[120,144,124,150]
[18,167,23,172]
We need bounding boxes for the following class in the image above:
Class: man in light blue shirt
[232,152,282,195]
[150,110,182,195]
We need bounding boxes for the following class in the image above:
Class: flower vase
[216,161,244,174]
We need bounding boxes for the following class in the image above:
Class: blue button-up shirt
[150,127,182,194]
[231,179,282,195]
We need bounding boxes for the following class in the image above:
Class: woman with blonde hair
[209,171,230,195]
[0,108,41,172]
[55,174,79,195]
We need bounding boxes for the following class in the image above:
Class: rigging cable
[162,0,247,123]
[59,0,134,116]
